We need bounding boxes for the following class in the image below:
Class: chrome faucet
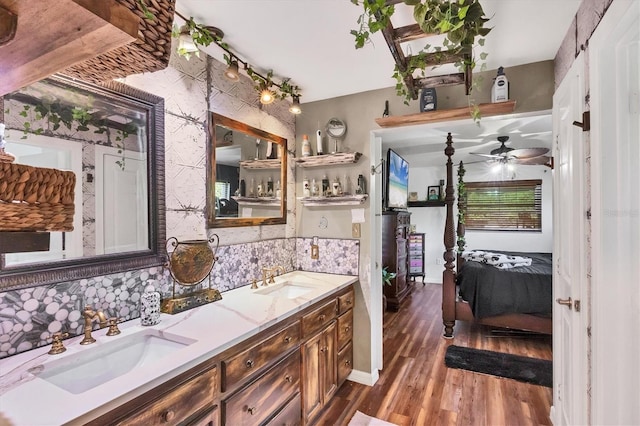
[80,305,107,345]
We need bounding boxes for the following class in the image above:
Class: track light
[260,88,275,105]
[224,59,239,81]
[289,95,302,114]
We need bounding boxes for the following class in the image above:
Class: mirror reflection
[0,76,165,290]
[208,113,287,227]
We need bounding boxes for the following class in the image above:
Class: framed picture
[427,186,440,200]
[409,191,418,201]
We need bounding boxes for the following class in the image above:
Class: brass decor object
[80,306,107,345]
[106,317,122,336]
[61,0,176,84]
[161,235,222,314]
[0,162,75,232]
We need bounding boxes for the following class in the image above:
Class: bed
[441,134,553,338]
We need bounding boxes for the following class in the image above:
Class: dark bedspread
[457,251,552,319]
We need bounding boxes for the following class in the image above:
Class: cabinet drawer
[117,367,217,426]
[222,322,300,391]
[410,259,422,267]
[409,267,423,273]
[338,289,354,315]
[302,298,338,337]
[264,393,301,426]
[337,341,353,386]
[397,241,407,257]
[337,309,353,350]
[223,351,300,426]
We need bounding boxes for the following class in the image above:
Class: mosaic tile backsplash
[0,237,358,358]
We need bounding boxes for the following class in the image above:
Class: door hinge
[586,209,591,219]
[574,299,581,312]
[572,111,591,131]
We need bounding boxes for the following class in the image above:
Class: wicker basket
[0,162,75,232]
[61,0,176,84]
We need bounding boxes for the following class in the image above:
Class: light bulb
[260,89,275,105]
[224,60,239,81]
[289,96,302,114]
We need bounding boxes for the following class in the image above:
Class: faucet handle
[268,274,276,284]
[106,317,121,336]
[48,332,69,355]
[251,279,258,289]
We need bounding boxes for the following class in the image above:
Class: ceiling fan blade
[507,147,549,159]
[470,152,503,159]
[513,155,552,165]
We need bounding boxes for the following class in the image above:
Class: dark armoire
[382,211,412,311]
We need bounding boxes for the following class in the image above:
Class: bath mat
[348,410,399,426]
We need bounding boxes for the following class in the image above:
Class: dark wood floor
[316,282,553,426]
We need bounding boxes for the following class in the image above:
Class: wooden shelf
[408,200,446,207]
[298,194,368,206]
[295,152,362,168]
[239,159,281,170]
[374,101,517,128]
[0,0,139,96]
[232,196,280,206]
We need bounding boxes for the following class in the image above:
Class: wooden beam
[394,23,437,43]
[380,20,418,99]
[375,101,517,128]
[0,0,139,96]
[408,50,464,67]
[0,231,50,253]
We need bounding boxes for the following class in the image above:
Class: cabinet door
[301,321,337,424]
[302,331,323,423]
[321,321,338,404]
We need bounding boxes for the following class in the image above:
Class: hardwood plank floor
[317,283,553,426]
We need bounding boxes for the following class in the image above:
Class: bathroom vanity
[0,272,356,425]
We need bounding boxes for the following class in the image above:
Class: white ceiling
[175,0,581,103]
[175,1,579,167]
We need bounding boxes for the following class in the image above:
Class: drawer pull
[162,410,176,422]
[346,299,352,306]
[285,375,292,383]
[319,314,326,322]
[345,360,352,366]
[246,359,254,368]
[284,336,291,343]
[319,347,325,353]
[344,326,350,332]
[247,406,257,415]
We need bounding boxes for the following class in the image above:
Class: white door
[589,0,640,423]
[550,53,588,425]
[95,145,148,254]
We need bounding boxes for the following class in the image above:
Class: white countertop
[0,271,357,426]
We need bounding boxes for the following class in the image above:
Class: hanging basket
[0,162,75,232]
[61,0,176,83]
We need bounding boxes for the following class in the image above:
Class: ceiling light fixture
[260,88,275,105]
[224,59,240,81]
[289,95,302,114]
[173,11,302,114]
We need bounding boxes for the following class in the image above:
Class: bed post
[456,161,466,269]
[442,133,456,338]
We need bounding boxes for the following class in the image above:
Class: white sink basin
[33,329,196,394]
[254,281,315,299]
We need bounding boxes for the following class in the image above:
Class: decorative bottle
[316,130,324,155]
[140,284,161,326]
[301,134,312,157]
[322,175,330,196]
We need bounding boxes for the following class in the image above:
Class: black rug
[444,345,552,388]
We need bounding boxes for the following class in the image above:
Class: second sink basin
[254,281,315,299]
[33,329,196,394]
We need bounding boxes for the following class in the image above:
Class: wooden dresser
[382,211,412,311]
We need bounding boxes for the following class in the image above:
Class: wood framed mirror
[0,75,166,291]
[207,113,287,228]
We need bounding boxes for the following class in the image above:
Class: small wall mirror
[0,76,165,290]
[207,113,287,228]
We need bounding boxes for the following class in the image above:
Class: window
[215,181,231,200]
[464,180,542,231]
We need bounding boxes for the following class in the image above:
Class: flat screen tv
[385,149,409,210]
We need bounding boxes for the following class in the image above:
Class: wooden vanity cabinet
[90,284,355,426]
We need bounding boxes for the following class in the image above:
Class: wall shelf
[295,152,362,168]
[239,159,281,170]
[408,200,446,207]
[231,196,280,206]
[298,194,368,206]
[374,101,517,128]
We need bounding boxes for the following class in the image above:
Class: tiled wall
[0,237,358,358]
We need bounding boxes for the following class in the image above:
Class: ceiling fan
[470,136,552,167]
